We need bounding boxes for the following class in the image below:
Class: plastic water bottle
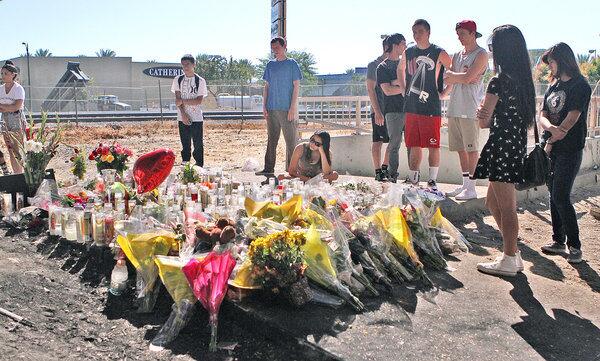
[109,260,128,296]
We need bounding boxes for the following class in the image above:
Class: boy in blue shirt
[256,37,303,175]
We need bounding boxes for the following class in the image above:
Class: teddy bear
[194,218,237,253]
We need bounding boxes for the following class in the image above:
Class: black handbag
[515,120,549,191]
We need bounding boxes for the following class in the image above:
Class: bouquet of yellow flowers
[248,229,312,306]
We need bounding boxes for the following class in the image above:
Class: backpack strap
[177,74,201,93]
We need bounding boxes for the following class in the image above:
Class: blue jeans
[547,150,583,249]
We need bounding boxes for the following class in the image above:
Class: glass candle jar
[92,212,106,246]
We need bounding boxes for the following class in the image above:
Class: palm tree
[96,49,116,57]
[577,53,590,64]
[33,49,52,57]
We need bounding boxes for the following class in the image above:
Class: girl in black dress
[474,25,536,277]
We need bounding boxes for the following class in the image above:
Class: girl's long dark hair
[541,42,583,81]
[307,131,332,164]
[490,25,536,128]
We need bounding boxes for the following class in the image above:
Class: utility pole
[21,42,32,111]
[270,0,286,39]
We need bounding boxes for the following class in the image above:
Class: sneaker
[446,185,466,197]
[455,188,478,201]
[255,169,274,176]
[567,247,583,264]
[375,171,387,182]
[477,254,519,277]
[403,176,412,184]
[427,180,438,191]
[381,168,391,181]
[493,252,524,272]
[541,242,567,255]
[516,251,524,272]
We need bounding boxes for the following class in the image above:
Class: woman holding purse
[538,43,592,264]
[473,25,536,277]
[0,61,27,174]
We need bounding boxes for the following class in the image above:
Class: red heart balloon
[133,148,176,193]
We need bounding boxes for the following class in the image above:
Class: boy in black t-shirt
[366,37,390,181]
[376,33,407,183]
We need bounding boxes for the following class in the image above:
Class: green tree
[580,58,600,84]
[257,50,318,84]
[533,63,551,84]
[194,54,228,80]
[33,49,52,57]
[226,57,256,83]
[577,53,590,64]
[96,49,116,57]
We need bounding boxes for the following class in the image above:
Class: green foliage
[577,53,591,64]
[70,148,86,180]
[180,162,200,184]
[580,58,600,84]
[33,49,52,57]
[96,49,116,57]
[257,50,318,84]
[194,54,256,82]
[533,63,551,84]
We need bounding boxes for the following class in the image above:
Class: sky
[1,0,599,74]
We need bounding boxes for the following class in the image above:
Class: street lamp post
[21,42,32,111]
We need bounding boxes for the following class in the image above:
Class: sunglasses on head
[310,138,322,147]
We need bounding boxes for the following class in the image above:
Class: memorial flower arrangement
[248,229,312,306]
[180,162,201,185]
[89,143,132,175]
[14,113,62,195]
[70,147,86,180]
[61,192,90,208]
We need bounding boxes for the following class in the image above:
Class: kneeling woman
[279,131,339,183]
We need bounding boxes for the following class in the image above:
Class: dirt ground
[41,120,354,182]
[0,121,599,360]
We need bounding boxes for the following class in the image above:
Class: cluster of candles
[44,167,322,246]
[0,192,25,217]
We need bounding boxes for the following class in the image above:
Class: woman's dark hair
[307,131,332,164]
[490,25,536,128]
[2,61,19,81]
[541,42,582,81]
[384,33,406,53]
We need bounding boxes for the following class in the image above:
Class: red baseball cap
[456,20,482,38]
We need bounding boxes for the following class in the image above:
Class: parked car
[97,95,131,111]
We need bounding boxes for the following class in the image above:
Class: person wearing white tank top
[443,20,489,200]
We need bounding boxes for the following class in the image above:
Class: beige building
[8,56,181,111]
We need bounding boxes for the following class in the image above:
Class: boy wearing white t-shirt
[171,54,208,166]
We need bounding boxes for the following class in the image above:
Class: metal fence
[20,82,600,137]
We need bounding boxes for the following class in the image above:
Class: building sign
[270,0,286,38]
[143,66,184,78]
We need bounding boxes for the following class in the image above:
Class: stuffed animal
[195,218,237,253]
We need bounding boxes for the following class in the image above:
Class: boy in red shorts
[397,19,452,189]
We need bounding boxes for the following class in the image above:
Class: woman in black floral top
[474,25,536,277]
[474,75,528,183]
